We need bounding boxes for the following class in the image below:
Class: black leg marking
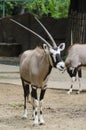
[22,79,30,109]
[31,86,37,99]
[40,110,42,115]
[31,86,39,125]
[35,111,37,116]
[39,87,46,125]
[67,68,77,77]
[78,68,82,78]
[71,84,73,89]
[40,88,46,101]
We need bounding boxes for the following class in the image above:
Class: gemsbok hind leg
[77,68,82,94]
[39,86,46,125]
[22,79,30,119]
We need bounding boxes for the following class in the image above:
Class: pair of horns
[10,16,57,48]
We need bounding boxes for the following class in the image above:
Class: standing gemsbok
[65,44,86,94]
[10,17,65,125]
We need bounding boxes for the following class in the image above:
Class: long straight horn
[35,17,57,48]
[10,19,52,48]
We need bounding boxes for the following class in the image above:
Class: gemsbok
[65,44,86,94]
[10,17,65,125]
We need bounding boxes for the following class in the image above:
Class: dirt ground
[0,83,86,130]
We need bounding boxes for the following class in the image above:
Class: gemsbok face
[10,16,65,126]
[49,44,65,70]
[43,43,65,71]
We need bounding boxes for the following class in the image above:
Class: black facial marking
[56,54,62,62]
[53,47,58,51]
[50,47,62,68]
[50,53,62,68]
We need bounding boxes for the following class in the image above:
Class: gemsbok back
[11,17,65,125]
[65,44,86,94]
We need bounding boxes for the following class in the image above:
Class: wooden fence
[68,13,86,44]
[0,13,68,56]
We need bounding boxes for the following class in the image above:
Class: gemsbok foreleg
[39,87,46,125]
[67,68,82,94]
[22,79,30,118]
[67,68,77,95]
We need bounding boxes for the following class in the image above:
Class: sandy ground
[0,64,86,130]
[0,84,86,130]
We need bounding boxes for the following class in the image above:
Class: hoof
[33,119,39,126]
[76,91,80,94]
[39,119,45,125]
[33,122,39,127]
[33,124,38,127]
[22,115,27,119]
[67,91,71,95]
[39,122,45,125]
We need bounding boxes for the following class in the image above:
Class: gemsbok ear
[43,44,49,53]
[58,43,65,51]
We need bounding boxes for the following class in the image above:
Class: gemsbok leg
[39,86,46,125]
[67,68,77,94]
[77,68,82,94]
[22,79,30,118]
[31,86,46,125]
[31,86,39,125]
[67,68,82,94]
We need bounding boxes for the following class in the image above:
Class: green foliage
[0,0,70,18]
[24,0,70,18]
[0,1,24,16]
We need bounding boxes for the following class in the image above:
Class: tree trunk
[67,0,86,46]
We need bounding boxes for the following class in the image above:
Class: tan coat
[65,44,86,68]
[20,47,51,88]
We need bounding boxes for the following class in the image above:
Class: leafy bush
[24,0,70,18]
[0,0,70,18]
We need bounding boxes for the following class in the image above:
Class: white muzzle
[56,61,66,71]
